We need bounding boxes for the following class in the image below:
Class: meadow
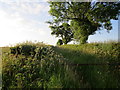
[1,41,120,88]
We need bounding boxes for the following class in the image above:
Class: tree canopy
[47,1,120,44]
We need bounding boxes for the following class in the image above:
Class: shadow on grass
[53,46,120,88]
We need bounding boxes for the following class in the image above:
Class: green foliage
[50,23,73,44]
[20,45,36,56]
[2,43,80,88]
[10,45,36,58]
[2,42,120,88]
[57,39,63,45]
[48,2,120,44]
[70,20,97,44]
[10,46,21,55]
[47,75,62,88]
[54,42,120,88]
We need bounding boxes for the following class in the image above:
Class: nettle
[10,45,36,57]
[4,45,65,88]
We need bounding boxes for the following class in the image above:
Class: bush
[10,46,21,55]
[57,39,63,46]
[4,42,120,88]
[20,45,36,56]
[10,45,36,57]
[3,45,65,88]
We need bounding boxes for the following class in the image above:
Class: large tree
[49,23,73,44]
[47,1,120,44]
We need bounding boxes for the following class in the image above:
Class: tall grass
[2,43,81,88]
[54,42,120,88]
[2,42,120,88]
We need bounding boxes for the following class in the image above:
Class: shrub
[10,45,36,57]
[3,45,65,88]
[20,45,36,56]
[10,46,21,55]
[57,39,63,46]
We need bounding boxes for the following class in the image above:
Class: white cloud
[0,9,47,46]
[0,1,58,46]
[36,29,46,35]
[18,3,44,15]
[0,0,50,3]
[0,1,49,15]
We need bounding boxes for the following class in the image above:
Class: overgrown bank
[54,42,120,88]
[2,43,80,88]
[2,42,120,88]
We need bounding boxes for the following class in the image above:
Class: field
[1,42,120,88]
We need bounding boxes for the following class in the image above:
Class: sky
[0,0,119,47]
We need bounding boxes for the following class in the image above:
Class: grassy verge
[54,42,120,88]
[1,42,120,88]
[2,43,81,88]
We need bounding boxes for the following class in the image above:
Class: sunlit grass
[54,42,120,88]
[2,41,120,88]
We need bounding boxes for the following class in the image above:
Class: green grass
[55,42,119,63]
[2,42,81,88]
[1,42,120,88]
[53,42,120,88]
